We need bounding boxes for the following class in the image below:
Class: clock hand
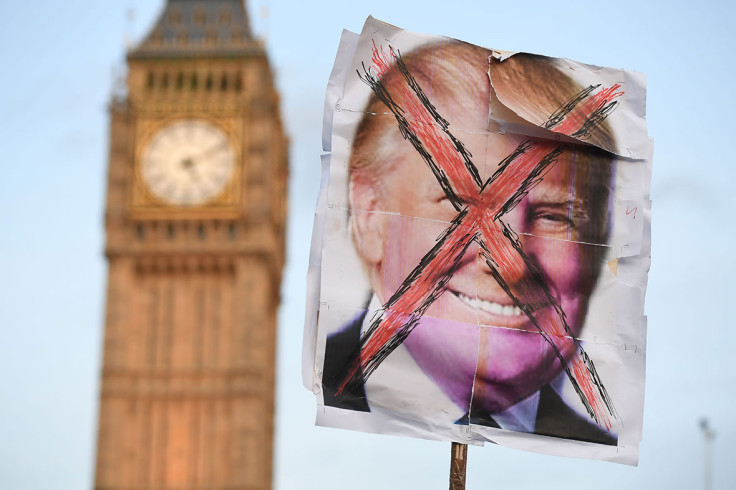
[180,157,200,180]
[188,141,228,165]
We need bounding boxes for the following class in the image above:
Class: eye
[530,207,576,236]
[536,210,572,223]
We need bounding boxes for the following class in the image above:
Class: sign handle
[449,442,468,490]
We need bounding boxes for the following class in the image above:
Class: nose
[498,203,526,233]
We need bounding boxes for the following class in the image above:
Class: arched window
[193,9,206,26]
[169,9,181,25]
[220,9,232,26]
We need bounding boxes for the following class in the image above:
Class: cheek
[525,237,584,300]
[524,237,595,341]
[379,215,450,300]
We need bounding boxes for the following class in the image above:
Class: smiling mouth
[454,292,524,317]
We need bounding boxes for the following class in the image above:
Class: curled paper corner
[486,54,606,151]
[487,52,631,157]
[365,14,401,31]
[490,49,517,62]
[607,259,619,277]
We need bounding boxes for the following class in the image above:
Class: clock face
[141,120,235,206]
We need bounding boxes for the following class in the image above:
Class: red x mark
[337,42,623,428]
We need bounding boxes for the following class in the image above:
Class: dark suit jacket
[322,310,616,446]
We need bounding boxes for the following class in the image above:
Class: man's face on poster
[351,125,610,414]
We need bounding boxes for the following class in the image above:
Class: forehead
[376,44,492,134]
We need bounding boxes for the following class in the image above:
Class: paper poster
[304,17,652,465]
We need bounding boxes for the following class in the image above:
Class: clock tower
[94,2,287,489]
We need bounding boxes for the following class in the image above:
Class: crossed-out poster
[304,17,651,465]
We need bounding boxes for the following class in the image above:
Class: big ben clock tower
[94,2,287,489]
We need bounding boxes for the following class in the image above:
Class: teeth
[456,293,523,317]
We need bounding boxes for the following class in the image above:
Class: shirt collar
[488,391,540,432]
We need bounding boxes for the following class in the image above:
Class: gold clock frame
[129,115,244,220]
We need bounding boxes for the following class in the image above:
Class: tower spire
[130,0,262,59]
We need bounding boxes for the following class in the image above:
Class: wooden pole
[449,442,468,490]
[700,418,715,490]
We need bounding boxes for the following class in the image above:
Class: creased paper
[304,16,652,465]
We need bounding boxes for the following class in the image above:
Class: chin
[402,314,480,408]
[472,324,565,412]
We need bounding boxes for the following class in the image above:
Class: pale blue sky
[0,1,734,488]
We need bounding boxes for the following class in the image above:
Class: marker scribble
[337,42,623,428]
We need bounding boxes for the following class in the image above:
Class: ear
[349,177,387,266]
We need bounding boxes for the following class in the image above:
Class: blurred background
[0,0,734,489]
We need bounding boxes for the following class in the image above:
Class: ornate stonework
[94,2,287,489]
